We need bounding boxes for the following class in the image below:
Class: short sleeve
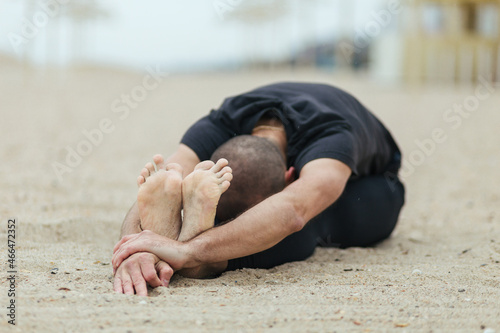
[180,114,234,161]
[293,131,358,176]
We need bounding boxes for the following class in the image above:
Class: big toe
[153,154,166,170]
[166,163,184,175]
[194,160,215,171]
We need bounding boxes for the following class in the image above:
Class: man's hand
[113,252,174,296]
[113,230,190,272]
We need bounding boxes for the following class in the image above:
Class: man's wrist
[180,237,204,269]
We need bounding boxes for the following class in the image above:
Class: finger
[113,234,136,253]
[122,276,135,295]
[130,271,148,297]
[112,251,123,270]
[141,260,162,288]
[112,250,122,270]
[113,275,124,294]
[112,235,142,269]
[113,231,159,269]
[112,250,126,270]
[156,261,174,287]
[112,240,139,270]
[113,233,136,253]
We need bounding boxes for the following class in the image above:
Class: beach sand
[1,57,499,332]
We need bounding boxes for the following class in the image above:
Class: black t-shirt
[181,82,401,178]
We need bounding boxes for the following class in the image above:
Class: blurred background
[1,0,498,83]
[1,0,499,190]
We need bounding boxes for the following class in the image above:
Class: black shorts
[226,173,405,270]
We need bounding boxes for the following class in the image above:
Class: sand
[0,57,499,332]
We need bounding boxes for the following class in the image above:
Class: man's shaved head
[211,135,286,222]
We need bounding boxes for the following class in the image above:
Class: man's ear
[285,167,295,186]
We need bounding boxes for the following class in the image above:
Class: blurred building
[404,0,500,83]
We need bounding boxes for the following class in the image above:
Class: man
[112,82,405,295]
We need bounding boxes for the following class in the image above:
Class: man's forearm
[181,191,304,268]
[181,159,351,270]
[120,201,142,237]
[114,191,301,274]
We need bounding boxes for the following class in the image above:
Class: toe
[195,160,215,171]
[220,172,233,184]
[220,180,231,193]
[216,166,232,178]
[137,176,146,187]
[166,163,184,175]
[145,162,156,174]
[140,168,150,180]
[211,158,229,173]
[153,154,166,169]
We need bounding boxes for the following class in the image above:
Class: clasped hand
[112,230,189,296]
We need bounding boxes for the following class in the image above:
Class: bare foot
[137,157,183,240]
[137,154,168,187]
[178,159,232,241]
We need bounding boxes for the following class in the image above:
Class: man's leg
[314,174,405,248]
[225,174,405,270]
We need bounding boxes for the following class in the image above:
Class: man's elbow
[289,215,306,234]
[285,201,307,234]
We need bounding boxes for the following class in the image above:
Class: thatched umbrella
[222,0,292,67]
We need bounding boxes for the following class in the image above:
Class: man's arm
[114,144,201,294]
[184,158,351,268]
[113,158,351,275]
[119,144,200,237]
